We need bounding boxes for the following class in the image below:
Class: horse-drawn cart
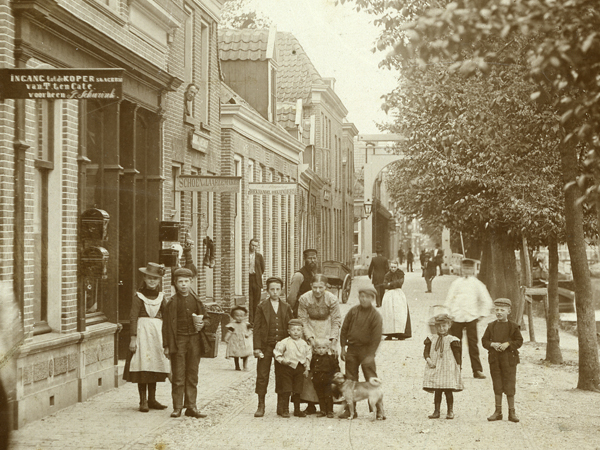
[322,260,353,304]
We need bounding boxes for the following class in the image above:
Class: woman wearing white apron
[380,261,412,340]
[123,263,171,412]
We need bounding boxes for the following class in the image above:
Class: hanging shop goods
[0,68,124,100]
[203,236,215,269]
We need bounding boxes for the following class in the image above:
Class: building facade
[1,0,224,428]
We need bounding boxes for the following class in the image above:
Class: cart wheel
[342,275,352,304]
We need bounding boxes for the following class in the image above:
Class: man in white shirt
[444,259,494,379]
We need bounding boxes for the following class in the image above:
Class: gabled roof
[276,31,324,105]
[219,28,273,61]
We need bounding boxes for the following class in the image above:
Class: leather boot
[147,383,167,410]
[280,394,291,418]
[293,394,306,417]
[508,408,520,423]
[428,397,441,419]
[428,408,440,419]
[446,405,454,420]
[138,388,149,413]
[254,394,266,418]
[487,406,503,421]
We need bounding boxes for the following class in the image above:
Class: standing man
[249,238,265,323]
[287,249,319,317]
[368,245,389,307]
[406,248,414,273]
[444,259,494,379]
[397,247,404,266]
[434,243,444,276]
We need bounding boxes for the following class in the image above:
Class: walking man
[434,244,444,276]
[287,249,319,317]
[444,259,494,379]
[248,238,265,323]
[406,248,414,273]
[368,245,389,307]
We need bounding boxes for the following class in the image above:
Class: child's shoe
[316,411,327,418]
[508,408,520,423]
[487,407,503,421]
[446,408,454,420]
[428,409,440,419]
[327,412,335,418]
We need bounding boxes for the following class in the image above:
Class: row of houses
[0,0,357,428]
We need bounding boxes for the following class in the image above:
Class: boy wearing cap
[273,319,312,418]
[162,268,210,419]
[482,298,523,423]
[253,277,294,417]
[339,285,383,419]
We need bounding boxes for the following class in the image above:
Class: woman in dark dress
[123,262,171,412]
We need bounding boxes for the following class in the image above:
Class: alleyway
[11,271,600,450]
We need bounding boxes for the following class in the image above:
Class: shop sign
[248,182,297,195]
[176,175,241,193]
[0,68,124,100]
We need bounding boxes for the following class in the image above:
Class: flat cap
[358,286,378,297]
[303,248,318,257]
[265,276,284,287]
[288,318,303,327]
[173,268,194,279]
[494,298,512,308]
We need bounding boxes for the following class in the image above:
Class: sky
[243,0,399,134]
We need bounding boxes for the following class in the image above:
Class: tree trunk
[490,230,508,299]
[546,236,563,364]
[522,237,535,342]
[503,241,524,324]
[560,141,600,390]
[478,235,494,289]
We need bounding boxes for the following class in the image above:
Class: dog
[331,372,386,420]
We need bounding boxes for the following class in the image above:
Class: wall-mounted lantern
[364,199,373,218]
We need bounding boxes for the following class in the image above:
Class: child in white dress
[423,313,463,419]
[224,306,253,370]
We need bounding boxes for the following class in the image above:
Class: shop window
[33,100,55,335]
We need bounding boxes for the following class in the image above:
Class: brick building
[218,27,356,307]
[0,0,224,428]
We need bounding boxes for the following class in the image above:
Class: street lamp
[364,199,372,218]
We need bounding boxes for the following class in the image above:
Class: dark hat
[288,318,303,327]
[434,313,452,324]
[139,262,165,278]
[303,248,318,257]
[265,276,284,288]
[494,298,512,308]
[461,258,476,267]
[173,267,194,280]
[358,286,378,297]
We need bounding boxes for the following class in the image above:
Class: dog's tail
[368,377,382,387]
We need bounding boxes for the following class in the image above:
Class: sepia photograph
[1,0,600,448]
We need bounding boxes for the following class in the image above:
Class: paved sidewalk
[10,341,255,450]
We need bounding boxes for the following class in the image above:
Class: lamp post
[364,199,372,218]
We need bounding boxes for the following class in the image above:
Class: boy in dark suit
[482,298,523,423]
[253,276,294,417]
[162,268,210,419]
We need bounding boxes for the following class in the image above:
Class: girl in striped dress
[423,313,463,419]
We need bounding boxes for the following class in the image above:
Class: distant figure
[444,259,494,380]
[398,248,405,265]
[248,238,265,323]
[422,252,437,293]
[406,249,414,272]
[434,244,444,276]
[420,249,427,270]
[380,261,411,340]
[287,249,319,317]
[368,246,389,308]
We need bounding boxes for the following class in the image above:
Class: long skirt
[381,289,412,339]
[123,317,170,384]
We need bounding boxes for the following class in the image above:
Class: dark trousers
[407,261,413,272]
[436,261,443,275]
[313,372,334,413]
[450,320,483,374]
[171,334,201,410]
[249,274,262,323]
[275,362,305,394]
[344,346,377,382]
[425,275,434,292]
[490,356,517,396]
[255,345,276,395]
[375,285,385,308]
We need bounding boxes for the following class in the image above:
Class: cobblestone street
[11,270,600,450]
